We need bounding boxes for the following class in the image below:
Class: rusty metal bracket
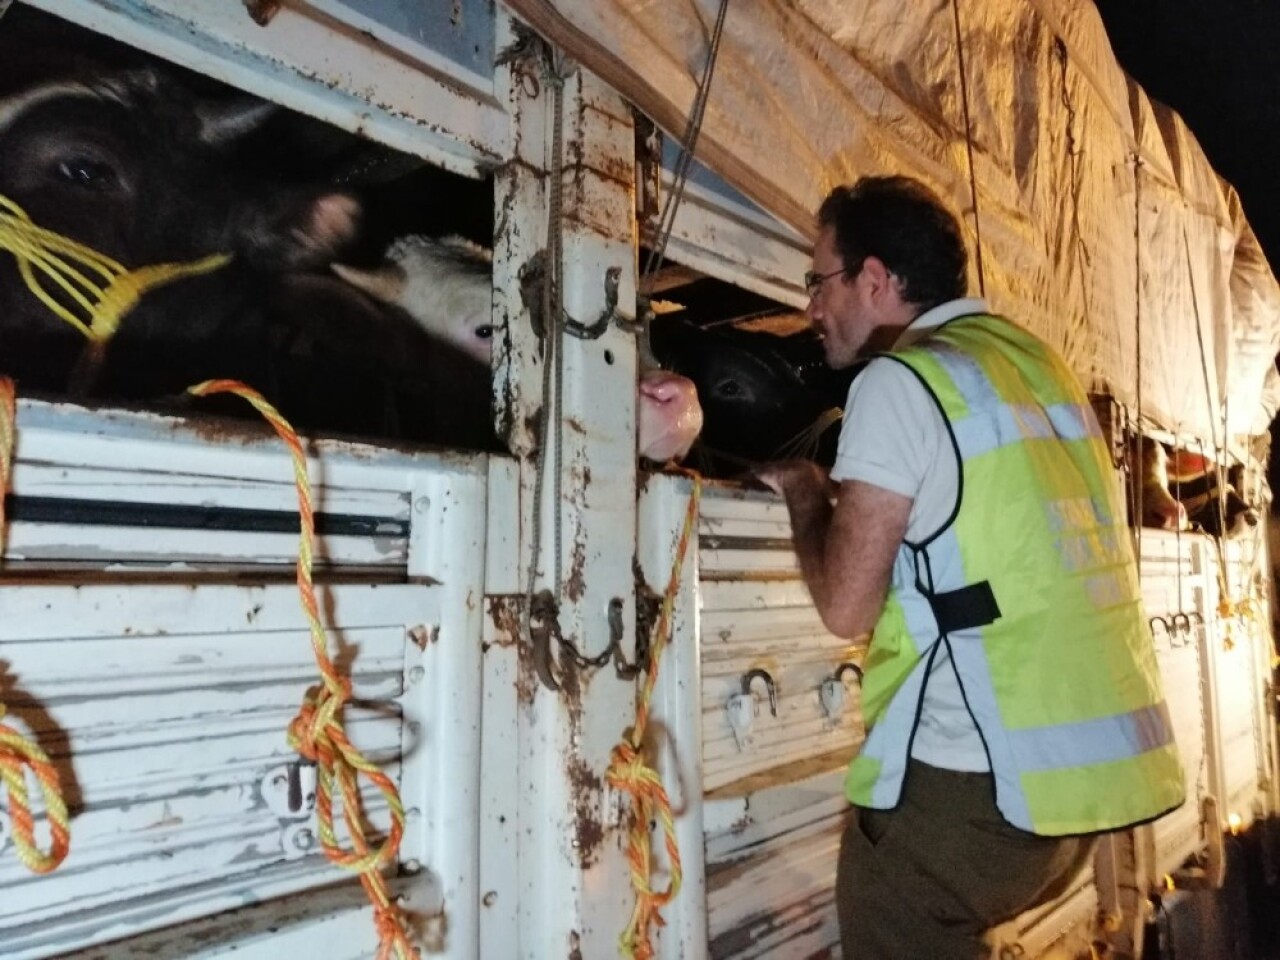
[519,250,549,341]
[529,589,567,691]
[529,591,649,690]
[611,596,652,681]
[519,252,632,342]
[564,265,623,340]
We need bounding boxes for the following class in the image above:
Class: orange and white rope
[187,380,418,960]
[605,470,701,959]
[0,376,72,875]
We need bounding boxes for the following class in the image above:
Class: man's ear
[857,256,896,301]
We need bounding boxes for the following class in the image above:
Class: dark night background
[1093,1,1280,504]
[1094,0,1280,274]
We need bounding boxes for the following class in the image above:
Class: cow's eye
[475,325,494,340]
[716,378,746,400]
[55,158,118,190]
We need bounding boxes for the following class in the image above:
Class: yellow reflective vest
[845,314,1185,835]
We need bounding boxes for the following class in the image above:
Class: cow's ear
[196,98,276,148]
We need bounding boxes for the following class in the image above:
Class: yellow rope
[0,193,230,342]
[0,376,12,556]
[187,381,418,960]
[606,470,701,959]
[0,377,72,874]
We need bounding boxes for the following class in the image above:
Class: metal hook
[834,662,863,685]
[520,256,632,341]
[565,266,624,339]
[1171,612,1192,638]
[610,596,649,680]
[821,662,862,724]
[1149,615,1172,640]
[742,668,778,717]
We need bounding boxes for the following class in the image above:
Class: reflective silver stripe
[1006,702,1176,774]
[860,549,950,807]
[951,403,1100,460]
[947,632,1034,829]
[930,342,1001,408]
[862,664,929,808]
[1046,402,1102,442]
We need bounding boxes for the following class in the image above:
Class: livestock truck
[0,2,1276,958]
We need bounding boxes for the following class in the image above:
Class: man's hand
[755,460,911,640]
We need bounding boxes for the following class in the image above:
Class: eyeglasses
[804,267,848,296]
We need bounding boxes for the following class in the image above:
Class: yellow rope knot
[606,737,681,960]
[187,380,419,960]
[606,470,701,959]
[0,702,71,875]
[0,193,230,343]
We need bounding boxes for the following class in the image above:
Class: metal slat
[696,491,848,956]
[0,584,433,959]
[700,579,821,613]
[706,810,844,959]
[4,399,489,571]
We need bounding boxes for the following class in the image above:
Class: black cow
[0,53,365,400]
[650,317,860,475]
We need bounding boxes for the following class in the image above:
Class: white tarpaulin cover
[507,0,1280,445]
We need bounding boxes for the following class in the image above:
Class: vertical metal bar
[404,465,490,959]
[498,39,643,956]
[639,473,709,960]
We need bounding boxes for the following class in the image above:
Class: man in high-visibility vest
[757,175,1184,959]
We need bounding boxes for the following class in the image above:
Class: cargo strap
[926,580,1001,635]
[187,380,419,960]
[0,376,71,875]
[606,469,700,960]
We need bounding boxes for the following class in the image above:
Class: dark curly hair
[817,176,968,309]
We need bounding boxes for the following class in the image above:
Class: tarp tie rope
[0,376,71,875]
[186,380,419,960]
[0,193,230,343]
[949,0,987,298]
[641,0,730,285]
[605,469,701,960]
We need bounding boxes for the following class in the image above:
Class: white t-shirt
[829,297,991,772]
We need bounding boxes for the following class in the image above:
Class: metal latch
[727,668,777,750]
[820,662,863,724]
[262,762,317,819]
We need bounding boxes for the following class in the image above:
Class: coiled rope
[605,470,701,959]
[0,376,71,875]
[186,380,418,960]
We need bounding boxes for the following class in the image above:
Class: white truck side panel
[1,400,491,959]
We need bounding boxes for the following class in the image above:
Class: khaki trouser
[836,760,1096,959]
